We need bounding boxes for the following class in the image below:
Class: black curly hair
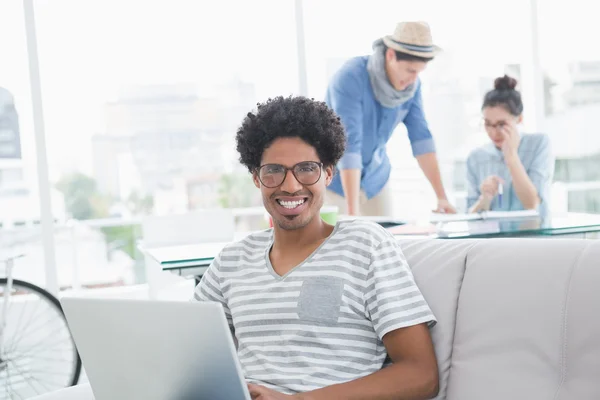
[235,96,346,172]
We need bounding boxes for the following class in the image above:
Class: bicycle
[0,253,82,399]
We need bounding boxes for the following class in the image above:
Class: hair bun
[494,75,518,91]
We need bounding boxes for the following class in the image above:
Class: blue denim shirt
[325,56,435,199]
[466,133,555,216]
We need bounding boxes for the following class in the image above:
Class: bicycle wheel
[0,279,82,399]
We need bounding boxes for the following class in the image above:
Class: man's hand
[416,153,454,215]
[480,175,504,201]
[434,198,457,214]
[248,384,296,400]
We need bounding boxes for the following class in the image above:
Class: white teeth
[277,199,305,209]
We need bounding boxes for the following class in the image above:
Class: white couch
[31,238,600,400]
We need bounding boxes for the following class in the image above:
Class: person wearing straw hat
[325,21,456,217]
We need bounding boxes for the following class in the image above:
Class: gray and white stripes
[195,219,435,394]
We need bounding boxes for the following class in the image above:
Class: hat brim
[382,36,441,59]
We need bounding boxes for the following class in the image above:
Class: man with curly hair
[194,96,439,399]
[325,21,456,216]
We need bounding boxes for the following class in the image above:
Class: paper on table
[338,215,405,223]
[429,213,480,223]
[430,209,538,223]
[338,215,406,227]
[387,223,437,235]
[480,209,539,219]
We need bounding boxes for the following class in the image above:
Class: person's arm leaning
[468,175,503,213]
[507,134,554,211]
[468,193,492,213]
[416,154,455,213]
[295,238,439,400]
[340,169,361,215]
[292,324,438,400]
[404,82,455,213]
[326,68,364,215]
[504,154,538,209]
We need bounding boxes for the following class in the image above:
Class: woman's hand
[500,123,520,160]
[480,175,504,201]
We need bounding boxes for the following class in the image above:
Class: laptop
[61,298,251,400]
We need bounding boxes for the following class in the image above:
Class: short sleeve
[364,238,436,340]
[193,253,233,330]
[527,134,555,214]
[404,81,436,157]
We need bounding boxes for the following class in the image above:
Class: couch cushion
[447,239,599,400]
[555,241,600,400]
[399,239,475,400]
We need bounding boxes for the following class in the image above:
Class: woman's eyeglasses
[483,120,508,130]
[256,161,323,188]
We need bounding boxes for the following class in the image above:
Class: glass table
[144,212,600,279]
[411,212,600,239]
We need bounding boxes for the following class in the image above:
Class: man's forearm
[295,361,438,400]
[416,153,447,200]
[340,169,361,215]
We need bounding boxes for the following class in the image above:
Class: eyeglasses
[483,119,514,130]
[484,120,507,131]
[256,161,323,188]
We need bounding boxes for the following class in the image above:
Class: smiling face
[385,48,427,90]
[483,105,523,148]
[253,137,333,231]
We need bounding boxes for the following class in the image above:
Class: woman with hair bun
[466,75,554,215]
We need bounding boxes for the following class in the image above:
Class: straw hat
[382,21,441,58]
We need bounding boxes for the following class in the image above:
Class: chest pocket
[297,277,344,324]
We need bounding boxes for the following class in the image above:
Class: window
[33,0,299,286]
[539,0,600,213]
[303,0,530,214]
[0,0,57,288]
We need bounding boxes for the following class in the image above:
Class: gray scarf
[367,39,417,108]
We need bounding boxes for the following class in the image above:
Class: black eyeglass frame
[255,161,324,188]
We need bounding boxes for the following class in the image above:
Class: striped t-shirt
[194,219,436,394]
